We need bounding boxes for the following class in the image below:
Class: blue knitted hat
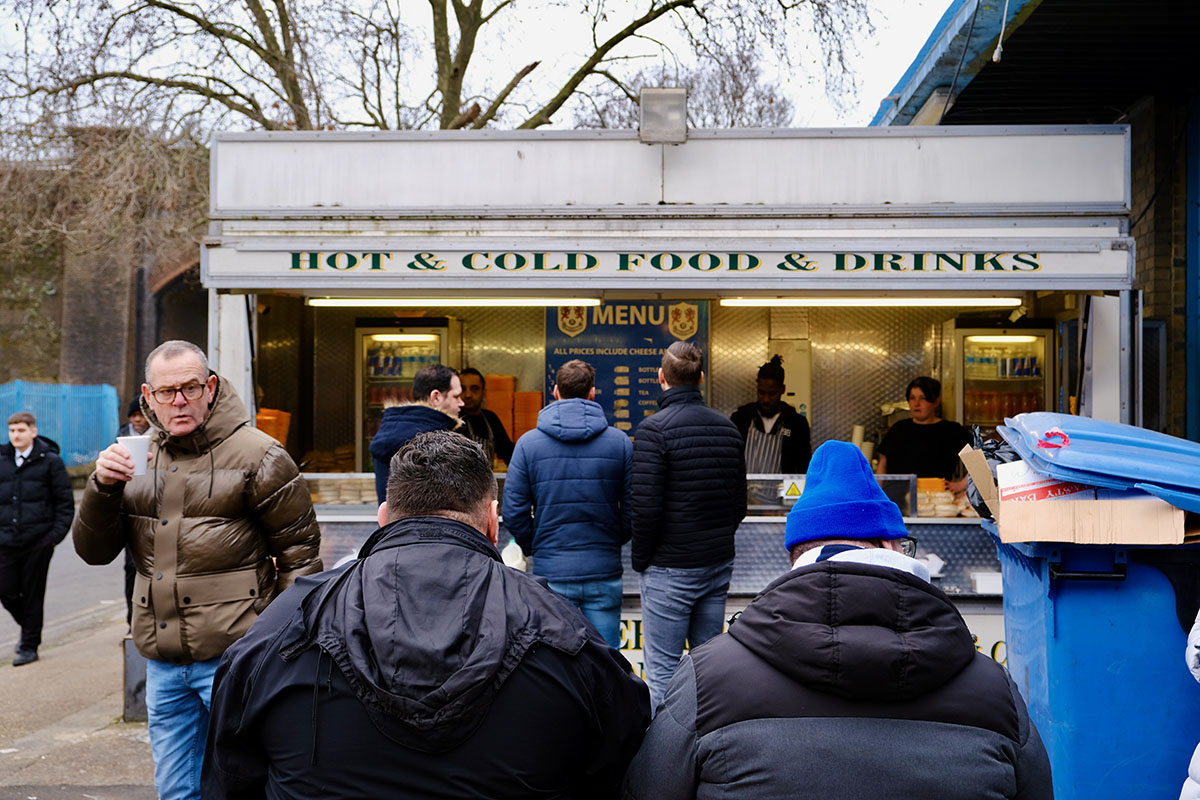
[784,440,908,550]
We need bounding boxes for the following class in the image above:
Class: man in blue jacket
[369,363,463,504]
[503,359,632,648]
[1,412,75,666]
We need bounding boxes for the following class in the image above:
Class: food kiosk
[202,126,1135,670]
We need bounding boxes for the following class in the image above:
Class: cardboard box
[959,445,1198,545]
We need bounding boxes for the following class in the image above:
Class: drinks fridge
[354,319,462,471]
[953,328,1054,435]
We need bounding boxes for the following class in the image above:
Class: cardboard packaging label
[958,445,1194,545]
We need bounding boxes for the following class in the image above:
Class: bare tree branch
[518,0,697,129]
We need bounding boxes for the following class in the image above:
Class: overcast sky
[787,0,949,126]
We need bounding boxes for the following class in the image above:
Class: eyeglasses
[149,382,206,404]
[900,536,918,558]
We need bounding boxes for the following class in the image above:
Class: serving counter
[308,474,1008,674]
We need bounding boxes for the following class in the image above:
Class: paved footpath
[1,599,155,799]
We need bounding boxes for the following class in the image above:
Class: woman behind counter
[876,376,971,493]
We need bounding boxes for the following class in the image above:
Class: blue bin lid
[997,412,1200,513]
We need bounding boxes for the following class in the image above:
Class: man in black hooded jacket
[622,441,1052,800]
[203,430,650,799]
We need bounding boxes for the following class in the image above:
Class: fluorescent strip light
[967,335,1039,344]
[308,297,601,308]
[371,334,440,343]
[720,297,1022,308]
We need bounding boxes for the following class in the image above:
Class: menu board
[545,301,710,437]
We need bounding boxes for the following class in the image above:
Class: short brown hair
[7,412,35,427]
[385,431,496,523]
[555,359,595,399]
[661,341,704,386]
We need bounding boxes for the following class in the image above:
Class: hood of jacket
[728,560,976,703]
[282,515,589,753]
[141,374,250,457]
[536,398,610,442]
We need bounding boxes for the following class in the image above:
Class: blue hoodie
[501,398,632,582]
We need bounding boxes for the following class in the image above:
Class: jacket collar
[657,385,704,408]
[357,515,499,561]
[143,374,250,456]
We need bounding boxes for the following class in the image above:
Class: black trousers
[0,538,56,650]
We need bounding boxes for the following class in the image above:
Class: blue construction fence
[0,380,119,466]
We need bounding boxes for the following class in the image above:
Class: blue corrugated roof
[870,0,1036,126]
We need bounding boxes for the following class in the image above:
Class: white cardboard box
[960,446,1195,545]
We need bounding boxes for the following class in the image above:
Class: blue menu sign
[545,301,710,437]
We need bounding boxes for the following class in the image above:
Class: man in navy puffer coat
[503,359,632,647]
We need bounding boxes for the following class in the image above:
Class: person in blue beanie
[623,440,1053,800]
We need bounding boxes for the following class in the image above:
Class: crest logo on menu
[667,302,698,340]
[558,306,588,338]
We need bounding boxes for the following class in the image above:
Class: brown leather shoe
[12,647,38,666]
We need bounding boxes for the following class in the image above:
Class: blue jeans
[547,577,624,649]
[146,656,221,800]
[638,561,734,713]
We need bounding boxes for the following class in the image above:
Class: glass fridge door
[958,332,1051,434]
[357,330,444,471]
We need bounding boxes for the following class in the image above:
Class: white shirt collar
[791,544,931,583]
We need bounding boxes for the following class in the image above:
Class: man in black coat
[204,430,650,799]
[631,341,746,712]
[622,441,1053,800]
[0,412,75,666]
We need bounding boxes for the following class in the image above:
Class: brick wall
[1130,96,1191,436]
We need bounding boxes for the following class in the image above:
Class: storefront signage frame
[203,242,1133,292]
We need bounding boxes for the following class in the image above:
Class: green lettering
[650,253,683,272]
[974,253,1006,271]
[408,253,445,271]
[688,253,723,272]
[912,253,928,272]
[728,253,761,272]
[362,252,391,270]
[777,254,815,272]
[290,252,320,270]
[566,253,598,271]
[533,253,562,271]
[935,253,964,272]
[493,252,527,271]
[462,253,490,271]
[1012,253,1041,272]
[326,252,357,270]
[618,253,645,272]
[835,253,869,272]
[874,253,907,272]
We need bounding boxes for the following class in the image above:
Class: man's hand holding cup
[97,435,152,484]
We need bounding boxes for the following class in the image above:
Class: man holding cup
[74,340,322,800]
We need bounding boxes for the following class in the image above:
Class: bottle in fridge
[354,319,462,472]
[954,329,1053,434]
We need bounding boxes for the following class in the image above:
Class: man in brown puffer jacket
[74,339,322,800]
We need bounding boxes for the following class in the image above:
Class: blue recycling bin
[995,537,1200,800]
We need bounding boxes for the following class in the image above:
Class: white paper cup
[117,435,152,476]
